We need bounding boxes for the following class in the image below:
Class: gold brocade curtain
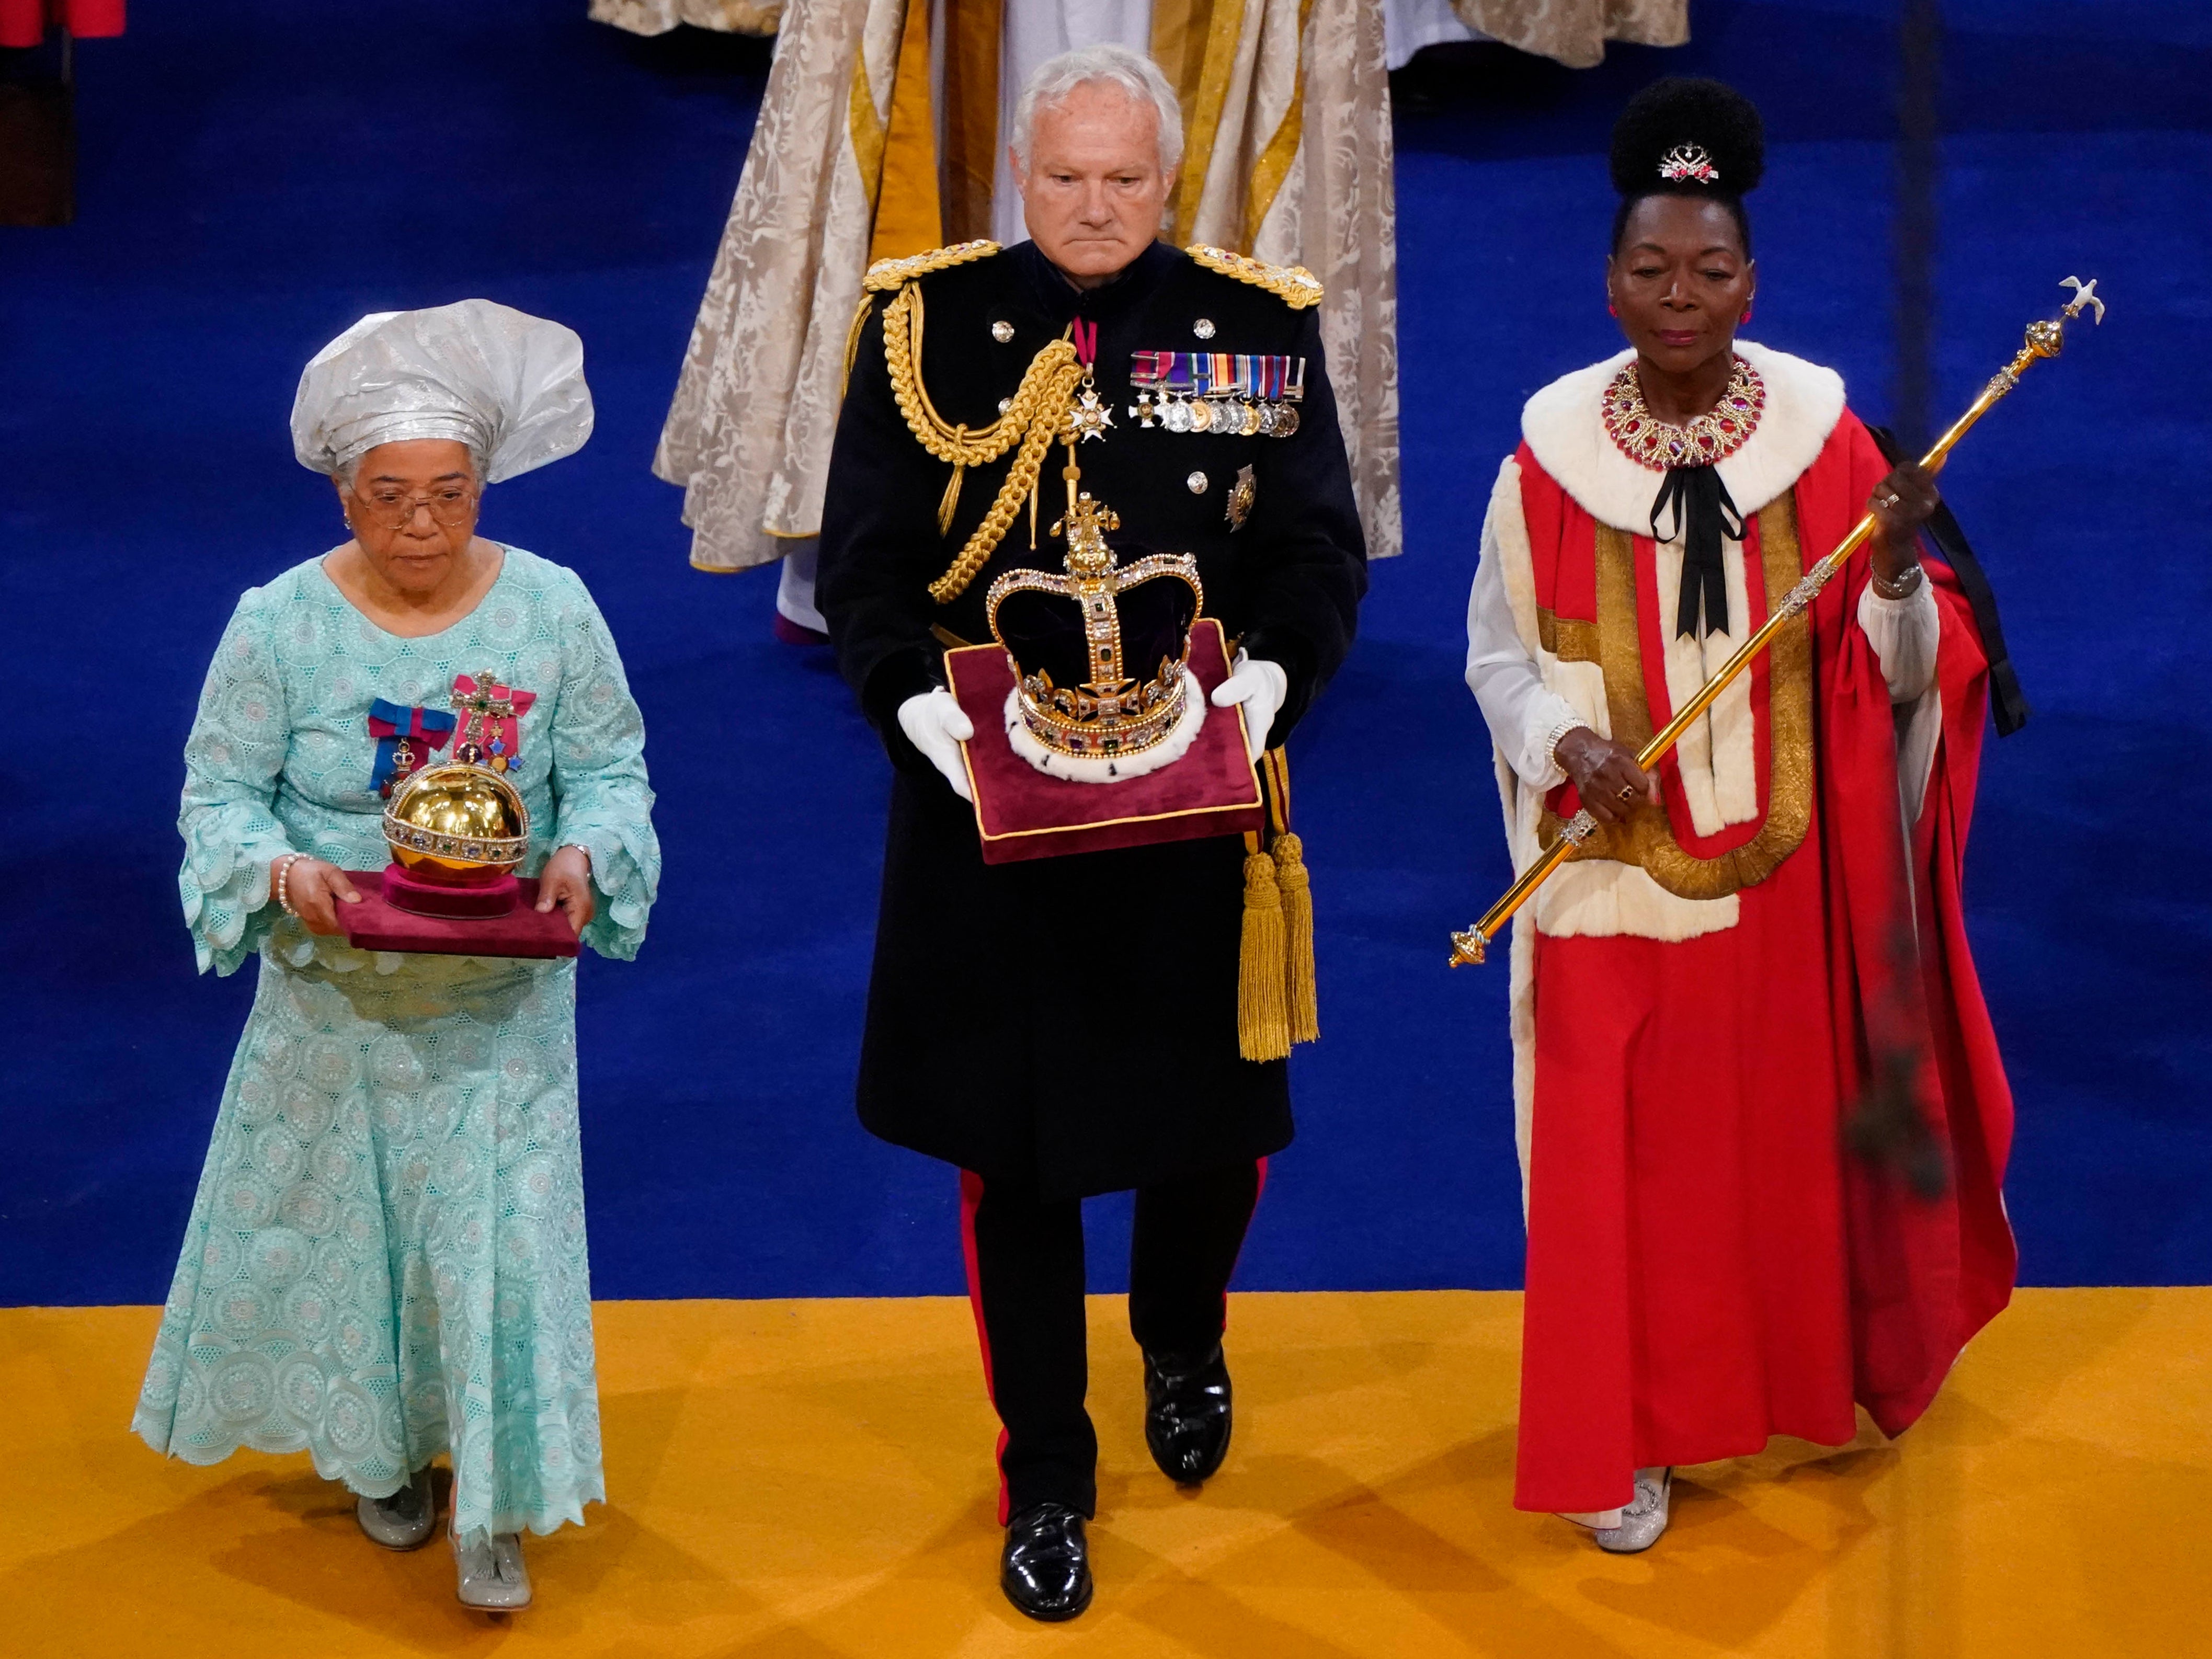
[937,0,1002,245]
[863,0,941,261]
[652,0,1402,570]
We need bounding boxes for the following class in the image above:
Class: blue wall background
[3,1,2205,1306]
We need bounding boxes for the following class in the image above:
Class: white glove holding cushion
[897,688,975,801]
[1210,653,1288,763]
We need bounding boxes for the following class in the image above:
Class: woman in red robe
[1464,78,2016,1552]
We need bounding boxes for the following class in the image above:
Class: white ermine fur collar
[1519,340,1846,534]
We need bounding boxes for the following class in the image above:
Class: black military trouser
[959,1159,1264,1521]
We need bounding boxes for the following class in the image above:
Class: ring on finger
[1882,493,1901,508]
[1616,783,1637,802]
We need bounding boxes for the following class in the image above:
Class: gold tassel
[1238,838,1291,1062]
[1273,831,1319,1044]
[937,463,964,535]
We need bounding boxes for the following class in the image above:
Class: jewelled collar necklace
[1602,354,1765,470]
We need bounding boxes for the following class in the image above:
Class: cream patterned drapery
[589,0,783,34]
[651,0,1404,572]
[651,0,910,572]
[1449,0,1685,69]
[591,1,1687,72]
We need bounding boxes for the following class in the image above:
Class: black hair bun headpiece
[1609,77,1765,198]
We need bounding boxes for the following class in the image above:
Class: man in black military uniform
[817,42,1366,1621]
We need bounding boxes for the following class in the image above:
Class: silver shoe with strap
[1594,1467,1673,1554]
[355,1469,436,1551]
[452,1525,533,1611]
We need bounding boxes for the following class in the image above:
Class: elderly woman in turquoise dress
[131,300,659,1613]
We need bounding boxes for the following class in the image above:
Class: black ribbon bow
[1650,465,1744,639]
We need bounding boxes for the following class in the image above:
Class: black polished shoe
[1000,1502,1093,1622]
[1144,1343,1233,1484]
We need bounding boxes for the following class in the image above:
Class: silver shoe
[1593,1467,1673,1554]
[355,1469,436,1551]
[452,1526,533,1611]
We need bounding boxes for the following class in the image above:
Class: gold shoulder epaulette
[1187,244,1324,310]
[864,239,1002,293]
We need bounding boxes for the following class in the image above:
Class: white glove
[1210,653,1288,763]
[896,688,975,801]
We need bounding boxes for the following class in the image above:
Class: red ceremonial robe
[1513,408,2016,1515]
[0,0,122,49]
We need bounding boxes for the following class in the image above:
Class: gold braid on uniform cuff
[880,280,1085,603]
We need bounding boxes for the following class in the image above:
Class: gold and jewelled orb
[382,762,531,880]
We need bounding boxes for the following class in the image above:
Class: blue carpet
[3,1,2206,1305]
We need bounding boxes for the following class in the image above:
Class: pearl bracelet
[273,853,306,918]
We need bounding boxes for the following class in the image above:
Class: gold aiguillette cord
[1447,278,2106,968]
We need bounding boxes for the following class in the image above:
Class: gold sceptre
[1447,277,2105,968]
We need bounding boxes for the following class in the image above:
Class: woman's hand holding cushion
[272,857,362,936]
[536,845,595,935]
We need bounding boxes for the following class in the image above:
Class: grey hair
[1010,44,1183,175]
[336,444,487,490]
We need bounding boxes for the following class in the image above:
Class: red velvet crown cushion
[339,871,581,958]
[944,617,1266,865]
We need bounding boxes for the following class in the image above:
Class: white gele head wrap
[291,299,594,484]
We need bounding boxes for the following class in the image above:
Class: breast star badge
[1225,464,1257,530]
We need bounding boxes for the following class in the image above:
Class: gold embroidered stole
[1537,496,1814,901]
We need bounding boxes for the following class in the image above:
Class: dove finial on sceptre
[2061,276,2106,325]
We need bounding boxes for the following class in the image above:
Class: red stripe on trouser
[958,1170,1013,1525]
[1222,1157,1268,1334]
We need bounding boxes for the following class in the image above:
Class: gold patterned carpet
[4,1287,2203,1657]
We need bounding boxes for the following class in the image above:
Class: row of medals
[1130,390,1301,438]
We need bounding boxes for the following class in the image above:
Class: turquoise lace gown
[132,546,659,1546]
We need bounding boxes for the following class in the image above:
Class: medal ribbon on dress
[450,672,538,772]
[366,700,457,797]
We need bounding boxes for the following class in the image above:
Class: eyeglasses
[349,483,480,530]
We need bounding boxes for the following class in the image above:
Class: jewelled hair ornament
[1610,79,1765,202]
[1657,143,1720,184]
[985,489,1204,771]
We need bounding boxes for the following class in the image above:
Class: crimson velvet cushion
[945,619,1265,865]
[340,870,581,959]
